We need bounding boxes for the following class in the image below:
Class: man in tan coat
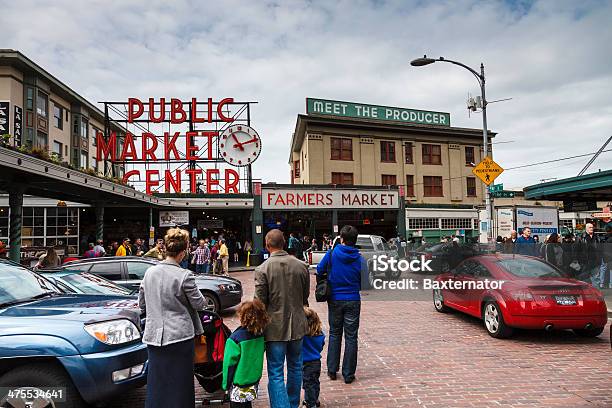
[254,229,310,408]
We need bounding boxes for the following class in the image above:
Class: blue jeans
[327,300,360,381]
[266,340,303,408]
[195,263,209,274]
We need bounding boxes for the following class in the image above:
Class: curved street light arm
[436,58,484,85]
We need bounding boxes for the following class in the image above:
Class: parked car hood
[194,274,241,285]
[0,294,140,325]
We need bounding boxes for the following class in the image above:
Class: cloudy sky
[4,0,612,188]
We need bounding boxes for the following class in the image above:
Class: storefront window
[441,218,472,229]
[409,218,440,229]
[0,207,8,241]
[16,207,80,254]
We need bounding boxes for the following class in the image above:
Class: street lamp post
[410,55,493,242]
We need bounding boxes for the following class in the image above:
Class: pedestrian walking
[211,243,220,274]
[36,247,61,269]
[138,228,207,408]
[515,227,537,256]
[219,239,230,275]
[503,230,518,253]
[316,225,366,384]
[134,238,146,256]
[602,226,612,288]
[93,239,106,257]
[84,243,101,258]
[222,299,270,408]
[144,239,166,260]
[254,229,310,408]
[577,223,603,286]
[542,233,563,268]
[193,239,211,274]
[116,238,133,256]
[302,307,325,408]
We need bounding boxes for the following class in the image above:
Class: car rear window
[496,258,563,278]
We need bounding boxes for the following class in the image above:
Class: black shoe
[327,372,337,380]
[344,376,355,384]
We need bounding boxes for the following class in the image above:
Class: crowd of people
[497,224,612,288]
[75,233,254,276]
[139,225,365,408]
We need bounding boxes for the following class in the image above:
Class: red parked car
[433,254,608,338]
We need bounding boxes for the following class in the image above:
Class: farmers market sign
[306,98,450,126]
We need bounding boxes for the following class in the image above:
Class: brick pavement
[112,270,612,408]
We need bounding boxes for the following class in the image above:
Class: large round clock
[219,124,262,166]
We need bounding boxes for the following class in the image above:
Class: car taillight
[508,289,534,301]
[582,286,604,301]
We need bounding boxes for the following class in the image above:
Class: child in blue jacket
[302,307,325,408]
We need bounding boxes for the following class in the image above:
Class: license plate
[554,295,577,305]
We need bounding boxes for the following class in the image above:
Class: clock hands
[233,137,259,149]
[231,134,245,151]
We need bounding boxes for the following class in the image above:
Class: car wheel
[433,288,450,313]
[0,363,86,408]
[201,292,220,313]
[573,327,605,337]
[483,301,513,338]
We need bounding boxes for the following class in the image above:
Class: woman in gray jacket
[139,228,207,408]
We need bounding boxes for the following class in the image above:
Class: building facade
[289,98,495,241]
[0,49,124,176]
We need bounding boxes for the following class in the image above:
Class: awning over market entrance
[524,170,612,208]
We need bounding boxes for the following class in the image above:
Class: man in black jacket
[577,223,603,287]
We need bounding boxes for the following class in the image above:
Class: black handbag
[315,250,332,302]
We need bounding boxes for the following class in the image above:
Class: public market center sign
[306,98,450,126]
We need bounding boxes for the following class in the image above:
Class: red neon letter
[203,131,218,159]
[122,170,140,184]
[191,98,205,123]
[96,131,116,161]
[224,168,240,194]
[185,131,199,160]
[128,98,143,123]
[149,98,165,123]
[170,98,187,124]
[142,132,158,161]
[206,168,220,193]
[120,132,138,161]
[217,98,234,122]
[164,169,181,193]
[145,170,160,195]
[164,132,180,160]
[185,169,203,193]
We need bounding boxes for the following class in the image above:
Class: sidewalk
[602,288,612,316]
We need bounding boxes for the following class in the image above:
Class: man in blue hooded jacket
[316,225,366,384]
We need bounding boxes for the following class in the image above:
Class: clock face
[219,125,262,167]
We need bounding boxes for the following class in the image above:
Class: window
[89,262,123,281]
[465,146,475,166]
[423,176,443,197]
[80,152,88,169]
[330,137,352,160]
[406,175,415,196]
[92,159,98,172]
[440,218,472,229]
[80,118,88,139]
[467,177,477,197]
[126,262,151,280]
[380,141,396,162]
[26,88,34,110]
[53,105,63,129]
[293,160,300,178]
[0,207,9,240]
[381,174,397,186]
[356,236,375,250]
[422,144,442,165]
[36,131,47,148]
[91,127,99,146]
[36,91,48,118]
[405,142,413,164]
[331,172,353,185]
[408,218,439,229]
[52,141,62,159]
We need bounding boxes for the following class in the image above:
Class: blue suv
[0,260,148,407]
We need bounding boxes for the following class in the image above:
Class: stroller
[194,310,232,405]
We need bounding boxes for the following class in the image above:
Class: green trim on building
[524,170,612,200]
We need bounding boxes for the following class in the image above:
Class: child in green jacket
[223,299,270,407]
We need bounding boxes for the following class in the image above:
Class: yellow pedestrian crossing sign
[472,156,503,186]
